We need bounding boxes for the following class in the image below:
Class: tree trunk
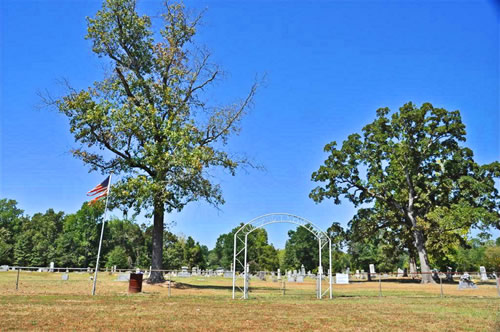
[409,257,417,278]
[412,228,434,283]
[405,171,434,283]
[148,200,165,284]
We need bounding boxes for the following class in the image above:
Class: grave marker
[479,266,488,281]
[336,273,349,284]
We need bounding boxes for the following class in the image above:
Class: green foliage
[483,246,500,272]
[105,246,129,269]
[52,0,257,280]
[311,102,500,280]
[211,224,278,272]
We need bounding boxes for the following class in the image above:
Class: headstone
[397,268,404,278]
[300,264,306,276]
[61,274,69,281]
[479,266,488,281]
[296,275,304,283]
[178,266,190,277]
[115,273,130,282]
[87,267,91,273]
[336,273,349,284]
[257,271,266,281]
[369,264,376,275]
[355,270,360,279]
[223,270,233,278]
[345,267,350,276]
[0,265,8,272]
[277,269,281,280]
[458,273,477,289]
[136,268,141,274]
[49,262,54,272]
[288,275,296,282]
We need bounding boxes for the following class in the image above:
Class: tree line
[1,198,498,273]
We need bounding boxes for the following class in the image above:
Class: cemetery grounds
[0,271,499,331]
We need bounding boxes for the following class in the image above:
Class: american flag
[87,176,111,205]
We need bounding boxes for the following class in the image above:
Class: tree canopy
[310,102,500,282]
[53,0,256,282]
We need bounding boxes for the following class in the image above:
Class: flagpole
[91,173,113,296]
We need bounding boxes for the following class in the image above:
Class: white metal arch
[232,213,332,300]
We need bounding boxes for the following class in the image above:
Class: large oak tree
[55,0,256,282]
[310,102,499,283]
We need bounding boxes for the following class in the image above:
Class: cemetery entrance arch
[232,213,332,299]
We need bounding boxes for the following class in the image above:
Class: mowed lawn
[0,271,498,331]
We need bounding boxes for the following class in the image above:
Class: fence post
[440,274,443,298]
[168,273,171,297]
[282,280,286,296]
[496,276,500,298]
[16,269,20,290]
[378,273,382,297]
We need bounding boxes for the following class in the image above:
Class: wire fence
[1,266,499,299]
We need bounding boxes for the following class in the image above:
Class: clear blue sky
[1,0,499,249]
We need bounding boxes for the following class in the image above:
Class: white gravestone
[397,268,404,278]
[336,273,349,284]
[49,262,54,272]
[61,274,69,281]
[277,269,281,280]
[479,266,488,281]
[369,264,376,275]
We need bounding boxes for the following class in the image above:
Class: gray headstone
[397,268,404,278]
[0,265,8,272]
[458,273,477,289]
[49,262,55,272]
[336,273,349,284]
[296,275,304,283]
[115,273,130,282]
[178,266,190,277]
[61,274,69,281]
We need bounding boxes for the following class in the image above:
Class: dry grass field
[0,271,498,331]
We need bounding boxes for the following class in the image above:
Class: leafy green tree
[105,217,145,267]
[55,203,103,267]
[12,209,64,267]
[211,224,278,272]
[105,246,129,269]
[483,246,500,272]
[0,199,24,265]
[53,0,256,283]
[311,102,499,282]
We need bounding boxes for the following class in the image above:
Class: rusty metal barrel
[128,273,143,293]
